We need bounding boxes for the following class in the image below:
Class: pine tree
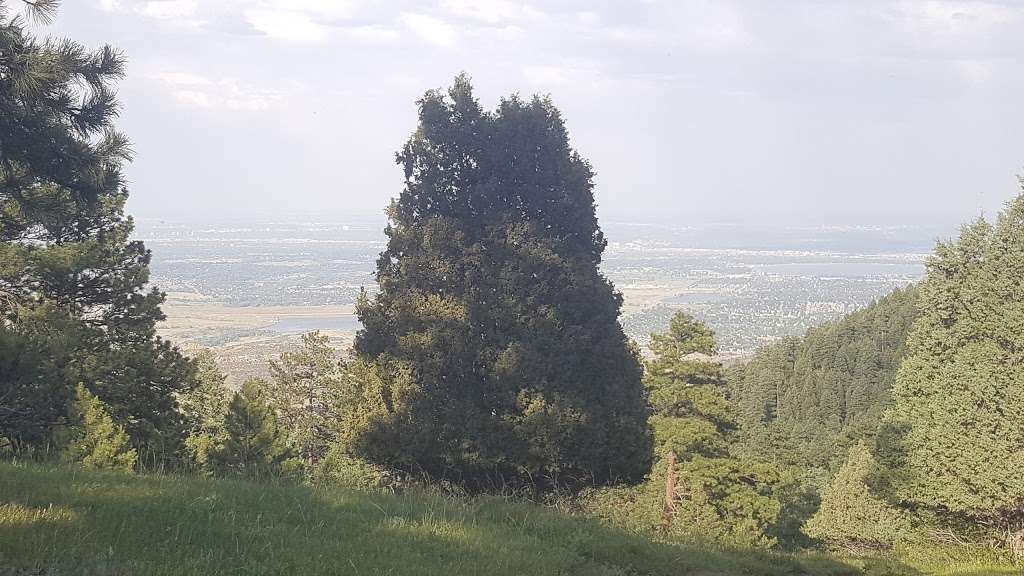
[0,322,68,450]
[645,312,736,460]
[267,331,344,467]
[215,379,290,477]
[0,0,195,453]
[646,312,781,547]
[65,384,137,471]
[348,75,650,489]
[880,190,1024,547]
[179,350,230,472]
[803,442,910,553]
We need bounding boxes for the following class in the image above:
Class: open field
[160,297,357,385]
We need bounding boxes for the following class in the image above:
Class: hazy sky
[46,0,1024,225]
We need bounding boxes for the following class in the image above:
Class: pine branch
[19,0,60,25]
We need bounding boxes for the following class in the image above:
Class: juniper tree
[0,0,194,452]
[348,75,650,489]
[879,189,1024,549]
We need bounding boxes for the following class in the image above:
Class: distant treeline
[728,284,919,472]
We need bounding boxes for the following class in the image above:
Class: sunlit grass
[0,461,863,576]
[4,462,1015,575]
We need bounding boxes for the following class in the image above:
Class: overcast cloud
[44,0,1024,225]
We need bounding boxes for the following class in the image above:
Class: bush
[312,443,393,491]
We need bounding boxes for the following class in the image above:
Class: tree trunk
[659,451,678,531]
[1008,528,1024,562]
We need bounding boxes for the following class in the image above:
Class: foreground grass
[0,462,859,576]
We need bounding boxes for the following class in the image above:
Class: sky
[42,0,1024,226]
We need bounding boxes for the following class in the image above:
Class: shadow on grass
[0,462,879,576]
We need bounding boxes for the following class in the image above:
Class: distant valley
[139,216,937,383]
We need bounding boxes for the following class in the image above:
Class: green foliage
[584,312,782,549]
[645,311,736,461]
[672,456,782,548]
[729,285,920,472]
[0,322,69,450]
[267,331,346,467]
[646,313,781,548]
[0,0,195,456]
[349,75,650,489]
[311,442,393,490]
[64,384,137,471]
[179,350,230,473]
[880,191,1024,530]
[803,442,911,553]
[214,379,290,478]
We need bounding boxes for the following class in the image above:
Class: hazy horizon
[47,1,1024,226]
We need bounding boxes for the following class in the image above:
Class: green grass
[0,462,1016,576]
[0,461,858,576]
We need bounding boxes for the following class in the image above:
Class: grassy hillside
[0,462,865,576]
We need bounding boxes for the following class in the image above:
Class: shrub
[64,384,137,471]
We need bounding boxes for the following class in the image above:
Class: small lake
[267,315,361,334]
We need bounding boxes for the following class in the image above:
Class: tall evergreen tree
[645,312,735,460]
[267,331,345,467]
[879,190,1024,548]
[645,312,781,548]
[215,378,290,477]
[179,350,230,472]
[348,75,650,489]
[803,442,910,553]
[0,0,194,453]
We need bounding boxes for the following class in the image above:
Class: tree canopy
[347,75,650,489]
[879,190,1024,529]
[0,0,194,455]
[728,286,919,471]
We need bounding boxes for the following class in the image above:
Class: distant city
[137,216,940,369]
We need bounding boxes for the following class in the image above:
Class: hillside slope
[728,286,919,471]
[0,462,862,576]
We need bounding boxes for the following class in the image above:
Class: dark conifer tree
[0,0,194,454]
[348,75,650,489]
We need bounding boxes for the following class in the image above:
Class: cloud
[271,0,355,20]
[522,62,604,90]
[400,13,458,47]
[99,0,358,43]
[441,0,517,24]
[137,0,197,20]
[151,71,282,112]
[344,25,400,44]
[244,8,330,44]
[895,0,1014,35]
